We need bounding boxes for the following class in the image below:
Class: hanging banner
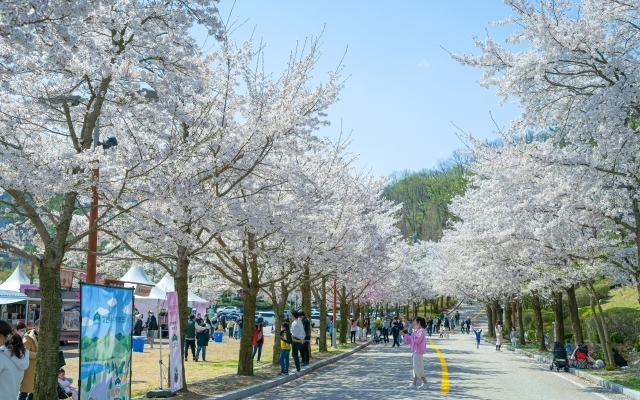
[79,283,133,400]
[167,291,183,392]
[193,301,207,319]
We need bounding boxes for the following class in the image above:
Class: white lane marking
[551,371,612,400]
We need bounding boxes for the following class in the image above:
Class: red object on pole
[86,167,99,284]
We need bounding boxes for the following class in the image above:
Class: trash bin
[214,331,223,343]
[132,336,145,352]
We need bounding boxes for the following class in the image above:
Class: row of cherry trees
[414,0,640,366]
[0,1,407,395]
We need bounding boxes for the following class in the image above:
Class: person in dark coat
[195,322,210,362]
[133,314,143,336]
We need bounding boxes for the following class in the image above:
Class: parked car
[217,306,240,314]
[255,311,276,326]
[311,311,321,327]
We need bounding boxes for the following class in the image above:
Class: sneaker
[295,370,301,375]
[195,358,198,362]
[407,384,417,390]
[301,362,309,367]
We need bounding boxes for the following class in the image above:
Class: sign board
[167,291,183,392]
[79,283,133,400]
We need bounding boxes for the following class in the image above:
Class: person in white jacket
[0,320,30,400]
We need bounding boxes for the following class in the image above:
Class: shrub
[523,314,532,325]
[604,364,619,371]
[526,329,536,341]
[591,332,600,342]
[610,332,624,344]
[634,342,640,352]
[564,333,573,342]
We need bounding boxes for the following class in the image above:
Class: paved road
[247,301,630,400]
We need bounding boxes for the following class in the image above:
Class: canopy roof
[0,267,30,292]
[0,289,28,305]
[120,265,156,286]
[155,273,210,304]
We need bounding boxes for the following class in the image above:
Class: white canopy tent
[0,267,30,292]
[120,265,156,286]
[155,273,210,307]
[0,289,28,305]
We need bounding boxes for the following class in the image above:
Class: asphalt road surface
[246,301,631,400]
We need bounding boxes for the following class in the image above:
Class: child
[439,326,444,338]
[473,328,483,349]
[58,368,78,400]
[279,322,293,375]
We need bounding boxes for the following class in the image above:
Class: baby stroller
[550,341,570,372]
[373,329,382,344]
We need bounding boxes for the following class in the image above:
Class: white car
[255,311,276,326]
[217,306,240,314]
[311,311,321,327]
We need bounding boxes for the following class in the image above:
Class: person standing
[349,319,358,344]
[426,317,433,337]
[279,322,293,375]
[0,320,29,398]
[18,321,35,400]
[299,311,311,366]
[195,322,210,362]
[227,318,235,338]
[473,328,483,349]
[381,317,390,345]
[391,317,401,347]
[510,327,517,348]
[236,315,243,339]
[133,314,143,336]
[251,322,264,362]
[290,311,305,374]
[145,311,158,349]
[185,315,198,361]
[443,316,450,339]
[495,320,503,351]
[400,317,428,390]
[465,317,471,334]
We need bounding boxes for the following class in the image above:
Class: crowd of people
[0,319,78,400]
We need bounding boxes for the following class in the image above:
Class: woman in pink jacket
[401,317,427,389]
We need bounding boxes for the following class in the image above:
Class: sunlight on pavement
[428,339,449,394]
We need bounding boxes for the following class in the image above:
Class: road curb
[502,343,640,400]
[203,341,371,400]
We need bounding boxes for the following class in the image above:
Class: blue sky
[200,1,521,177]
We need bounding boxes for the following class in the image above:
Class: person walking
[426,316,433,337]
[443,316,450,339]
[233,317,241,340]
[251,322,264,362]
[145,311,158,349]
[495,320,503,350]
[236,316,243,339]
[290,311,305,374]
[0,320,29,399]
[391,317,401,347]
[465,317,471,334]
[227,318,235,338]
[195,322,210,362]
[510,327,517,348]
[401,317,428,390]
[279,322,293,375]
[299,311,311,366]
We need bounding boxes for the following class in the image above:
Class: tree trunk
[238,286,258,375]
[339,286,348,344]
[492,300,501,329]
[174,254,190,389]
[318,277,328,352]
[588,282,613,365]
[564,285,583,346]
[532,294,546,352]
[517,299,525,345]
[440,296,444,309]
[486,303,494,338]
[504,299,513,334]
[552,291,565,344]
[34,192,75,399]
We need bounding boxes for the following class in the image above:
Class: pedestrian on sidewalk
[279,322,293,375]
[510,327,517,348]
[473,328,482,349]
[391,317,401,347]
[401,317,428,390]
[426,316,433,337]
[349,318,359,344]
[290,311,304,374]
[251,322,264,362]
[443,316,450,339]
[381,317,390,345]
[300,311,311,366]
[495,320,503,350]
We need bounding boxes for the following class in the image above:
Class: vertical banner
[79,283,133,400]
[193,301,207,318]
[167,291,183,392]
